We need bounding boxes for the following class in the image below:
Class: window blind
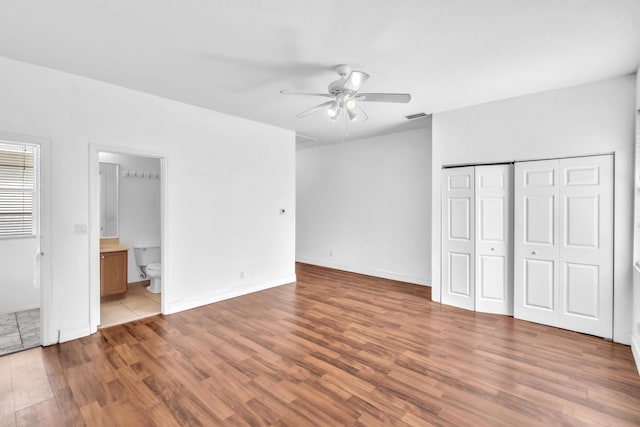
[0,142,35,237]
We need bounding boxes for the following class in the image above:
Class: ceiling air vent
[405,112,430,120]
[296,134,318,144]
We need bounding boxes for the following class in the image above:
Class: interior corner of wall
[632,334,640,376]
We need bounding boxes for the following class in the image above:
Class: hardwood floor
[2,262,640,426]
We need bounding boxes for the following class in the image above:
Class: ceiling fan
[281,64,411,122]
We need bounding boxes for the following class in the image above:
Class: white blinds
[0,142,35,237]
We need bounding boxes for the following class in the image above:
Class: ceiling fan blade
[280,90,333,98]
[341,71,370,92]
[348,103,368,122]
[357,105,368,121]
[296,101,335,118]
[356,93,412,103]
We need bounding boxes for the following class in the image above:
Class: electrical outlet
[240,271,245,279]
[637,322,640,335]
[329,250,333,257]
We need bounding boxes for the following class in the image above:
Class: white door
[514,160,560,326]
[514,155,613,338]
[558,155,613,338]
[441,167,475,311]
[475,165,513,315]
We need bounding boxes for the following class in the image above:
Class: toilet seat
[147,263,161,272]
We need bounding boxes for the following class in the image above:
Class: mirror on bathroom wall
[99,162,119,238]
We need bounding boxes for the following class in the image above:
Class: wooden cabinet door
[100,251,128,297]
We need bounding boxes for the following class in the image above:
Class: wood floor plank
[1,262,640,425]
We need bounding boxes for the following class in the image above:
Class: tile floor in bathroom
[0,308,40,356]
[100,284,161,328]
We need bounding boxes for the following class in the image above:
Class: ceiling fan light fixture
[281,64,411,123]
[330,107,343,121]
[347,106,359,121]
[327,101,340,119]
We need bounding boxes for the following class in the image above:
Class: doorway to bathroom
[92,149,165,329]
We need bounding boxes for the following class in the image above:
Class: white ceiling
[0,1,639,144]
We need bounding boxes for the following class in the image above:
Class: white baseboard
[0,303,40,316]
[296,257,430,286]
[167,274,296,314]
[632,334,640,376]
[58,324,91,343]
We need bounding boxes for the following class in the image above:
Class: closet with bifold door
[514,155,613,339]
[441,154,614,339]
[441,164,513,315]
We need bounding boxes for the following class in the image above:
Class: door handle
[531,251,537,255]
[490,247,495,251]
[101,255,105,260]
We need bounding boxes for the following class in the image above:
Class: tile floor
[100,284,160,328]
[0,308,40,356]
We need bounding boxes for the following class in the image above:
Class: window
[0,142,36,238]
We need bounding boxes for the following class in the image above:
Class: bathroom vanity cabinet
[100,237,129,298]
[100,250,128,297]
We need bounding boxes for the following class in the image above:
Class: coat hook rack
[122,170,159,179]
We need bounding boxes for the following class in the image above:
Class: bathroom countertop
[100,238,129,253]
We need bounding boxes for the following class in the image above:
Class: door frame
[88,144,168,333]
[0,131,52,345]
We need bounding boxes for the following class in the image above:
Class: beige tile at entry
[8,348,53,412]
[100,300,138,329]
[99,286,160,329]
[121,297,160,318]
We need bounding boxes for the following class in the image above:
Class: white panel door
[514,156,613,338]
[514,160,560,326]
[558,155,613,338]
[442,167,475,310]
[475,165,513,315]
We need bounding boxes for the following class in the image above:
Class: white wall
[0,55,296,343]
[632,70,640,370]
[296,127,431,285]
[0,238,39,314]
[99,152,161,283]
[432,74,636,344]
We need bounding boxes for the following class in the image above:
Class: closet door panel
[475,165,513,315]
[525,195,555,245]
[449,252,472,296]
[514,155,613,339]
[514,160,561,326]
[524,258,555,310]
[478,255,505,300]
[564,262,599,318]
[558,155,613,338]
[442,167,475,311]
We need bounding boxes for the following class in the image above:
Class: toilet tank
[133,244,160,267]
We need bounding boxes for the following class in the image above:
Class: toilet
[133,244,162,293]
